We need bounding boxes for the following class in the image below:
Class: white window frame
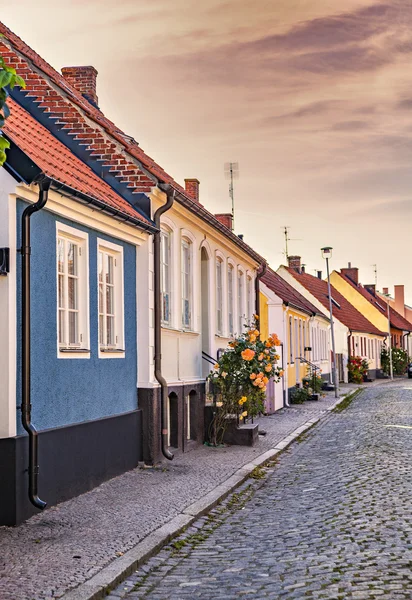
[56,222,90,359]
[216,257,223,335]
[228,262,234,337]
[247,274,253,323]
[97,238,125,359]
[238,269,244,334]
[160,228,172,326]
[181,238,192,330]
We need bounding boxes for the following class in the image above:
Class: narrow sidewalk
[0,380,399,600]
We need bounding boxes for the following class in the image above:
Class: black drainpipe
[255,262,267,322]
[21,176,51,510]
[153,184,175,460]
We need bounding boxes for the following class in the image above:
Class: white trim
[56,222,90,359]
[97,237,125,359]
[14,185,148,246]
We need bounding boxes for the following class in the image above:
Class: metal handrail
[296,356,321,372]
[202,351,217,366]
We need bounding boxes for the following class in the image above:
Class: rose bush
[207,317,283,445]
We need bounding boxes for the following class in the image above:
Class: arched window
[181,238,192,329]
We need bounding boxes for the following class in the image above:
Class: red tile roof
[336,272,412,332]
[284,268,386,336]
[262,268,327,318]
[3,99,152,228]
[0,21,266,265]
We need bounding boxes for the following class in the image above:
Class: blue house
[0,93,155,525]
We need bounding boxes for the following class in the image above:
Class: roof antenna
[372,264,378,288]
[224,162,239,232]
[282,226,301,259]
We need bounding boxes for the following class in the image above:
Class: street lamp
[321,247,339,398]
[382,293,394,380]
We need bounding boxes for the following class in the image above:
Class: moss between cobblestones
[332,388,362,413]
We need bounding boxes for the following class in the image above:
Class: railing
[202,350,217,366]
[296,356,322,395]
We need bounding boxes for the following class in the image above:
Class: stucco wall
[15,201,138,433]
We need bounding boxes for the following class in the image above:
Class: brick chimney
[394,285,405,317]
[61,66,98,106]
[215,213,233,230]
[317,271,322,279]
[365,284,376,296]
[288,256,301,272]
[383,287,389,296]
[341,263,359,285]
[184,178,200,202]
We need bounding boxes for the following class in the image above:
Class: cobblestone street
[110,382,412,599]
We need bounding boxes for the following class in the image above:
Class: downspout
[347,330,352,384]
[403,332,410,353]
[153,184,175,460]
[21,176,51,510]
[255,262,267,321]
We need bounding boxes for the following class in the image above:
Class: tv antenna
[224,162,239,232]
[372,264,378,288]
[282,226,301,259]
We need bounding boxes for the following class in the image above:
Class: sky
[2,0,412,301]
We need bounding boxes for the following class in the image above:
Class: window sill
[100,348,125,353]
[99,348,125,359]
[58,348,90,359]
[59,348,90,353]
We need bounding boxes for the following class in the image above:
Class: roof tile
[284,268,386,336]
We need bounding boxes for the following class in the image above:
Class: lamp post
[383,294,394,380]
[321,247,339,398]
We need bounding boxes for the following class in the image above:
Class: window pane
[163,292,170,323]
[68,277,77,310]
[107,255,114,284]
[106,316,115,346]
[98,282,103,315]
[106,284,114,316]
[58,309,65,345]
[58,274,64,309]
[58,239,65,274]
[68,311,78,345]
[99,314,104,346]
[67,242,77,276]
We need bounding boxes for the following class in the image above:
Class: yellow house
[260,268,330,410]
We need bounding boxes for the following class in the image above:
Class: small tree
[0,39,26,166]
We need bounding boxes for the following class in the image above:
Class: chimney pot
[394,285,405,317]
[184,178,200,202]
[317,271,322,279]
[215,213,233,230]
[365,284,376,296]
[383,287,389,295]
[61,66,98,106]
[348,262,351,268]
[287,255,302,272]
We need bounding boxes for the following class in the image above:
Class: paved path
[0,387,352,600]
[109,381,412,599]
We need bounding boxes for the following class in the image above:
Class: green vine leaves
[0,36,26,166]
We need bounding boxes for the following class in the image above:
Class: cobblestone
[109,381,412,599]
[0,385,354,599]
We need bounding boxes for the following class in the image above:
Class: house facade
[138,184,264,463]
[376,284,412,356]
[0,99,153,525]
[260,268,330,408]
[277,258,386,382]
[330,267,412,369]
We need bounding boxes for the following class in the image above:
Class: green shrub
[290,386,309,404]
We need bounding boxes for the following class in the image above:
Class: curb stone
[62,387,362,600]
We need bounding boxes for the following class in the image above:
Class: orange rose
[265,364,272,373]
[241,349,255,361]
[250,373,257,380]
[279,370,284,377]
[263,376,269,384]
[258,353,264,361]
